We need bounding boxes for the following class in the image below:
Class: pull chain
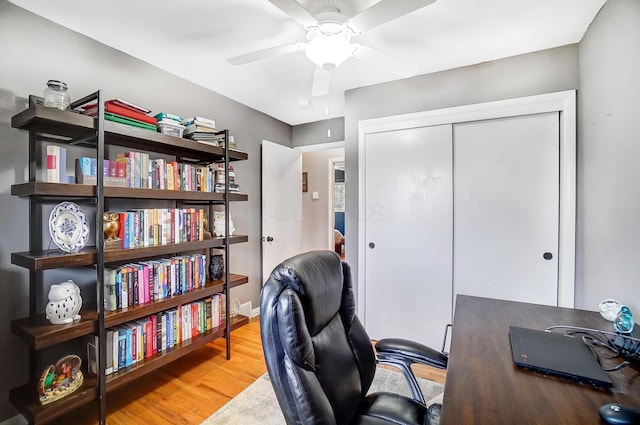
[325,106,331,138]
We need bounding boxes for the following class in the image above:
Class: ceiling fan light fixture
[305,31,354,71]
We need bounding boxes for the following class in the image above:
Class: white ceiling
[9,0,605,126]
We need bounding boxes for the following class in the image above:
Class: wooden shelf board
[9,377,98,425]
[105,327,226,392]
[11,104,95,141]
[103,121,248,162]
[11,182,94,197]
[11,275,248,347]
[105,274,247,328]
[228,314,250,333]
[11,310,98,350]
[11,105,248,162]
[103,235,248,263]
[11,237,248,270]
[11,182,248,202]
[11,248,97,270]
[105,315,249,392]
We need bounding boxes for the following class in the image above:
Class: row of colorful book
[112,207,206,250]
[76,150,238,193]
[93,295,222,375]
[104,253,207,311]
[213,163,241,193]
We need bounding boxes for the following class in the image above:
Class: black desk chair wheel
[260,250,448,425]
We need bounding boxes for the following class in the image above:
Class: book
[112,329,119,373]
[78,98,151,115]
[184,123,217,134]
[154,112,183,123]
[116,327,127,370]
[45,145,60,183]
[104,112,157,131]
[87,338,98,377]
[182,116,216,128]
[58,146,67,183]
[82,102,157,125]
[76,157,94,178]
[150,314,158,355]
[106,330,114,375]
[104,268,117,311]
[109,98,151,114]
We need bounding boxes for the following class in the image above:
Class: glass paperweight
[614,306,635,334]
[43,80,70,110]
[599,298,622,321]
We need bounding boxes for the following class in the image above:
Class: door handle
[264,236,274,242]
[543,252,553,260]
[369,242,375,249]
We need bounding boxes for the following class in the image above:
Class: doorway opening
[331,160,345,259]
[298,144,345,255]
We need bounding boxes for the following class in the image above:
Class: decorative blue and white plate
[48,201,89,253]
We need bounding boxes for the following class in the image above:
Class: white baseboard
[250,306,260,318]
[239,302,260,319]
[239,301,252,318]
[0,414,27,425]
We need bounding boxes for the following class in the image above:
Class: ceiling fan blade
[347,0,437,33]
[352,44,418,78]
[268,0,318,28]
[311,67,331,97]
[228,42,305,65]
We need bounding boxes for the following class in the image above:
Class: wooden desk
[440,295,640,424]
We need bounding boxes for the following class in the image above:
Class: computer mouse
[599,403,640,425]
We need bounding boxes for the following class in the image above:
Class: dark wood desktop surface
[440,295,640,424]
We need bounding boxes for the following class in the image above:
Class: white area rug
[201,367,444,425]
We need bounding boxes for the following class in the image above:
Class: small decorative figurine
[103,212,121,240]
[213,210,235,237]
[614,306,635,334]
[45,280,82,325]
[209,254,224,281]
[38,354,83,405]
[202,212,212,239]
[103,212,122,250]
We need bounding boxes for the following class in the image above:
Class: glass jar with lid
[43,80,71,111]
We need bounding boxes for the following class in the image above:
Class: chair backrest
[260,250,377,425]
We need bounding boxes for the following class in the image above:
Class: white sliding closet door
[453,112,560,306]
[364,125,453,348]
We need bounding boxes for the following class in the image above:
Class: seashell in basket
[38,354,84,405]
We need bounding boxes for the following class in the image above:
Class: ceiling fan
[228,0,437,97]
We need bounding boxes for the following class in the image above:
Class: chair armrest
[376,338,448,370]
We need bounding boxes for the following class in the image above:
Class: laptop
[509,326,613,388]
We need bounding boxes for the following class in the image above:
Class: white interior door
[261,140,302,283]
[453,112,560,305]
[364,125,453,348]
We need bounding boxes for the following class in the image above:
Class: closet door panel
[364,124,453,349]
[453,112,560,306]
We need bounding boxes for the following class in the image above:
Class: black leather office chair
[260,250,448,425]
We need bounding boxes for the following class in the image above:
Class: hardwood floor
[50,318,445,425]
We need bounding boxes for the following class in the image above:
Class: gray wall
[292,117,345,147]
[577,0,640,313]
[0,1,291,420]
